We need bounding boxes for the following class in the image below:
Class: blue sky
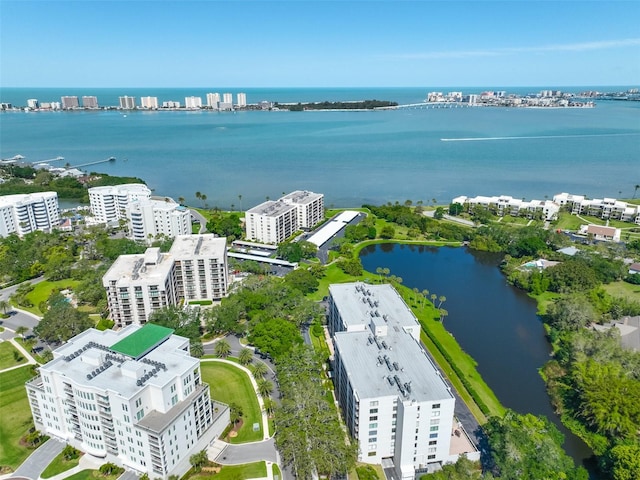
[1,0,639,87]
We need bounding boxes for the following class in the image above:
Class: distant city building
[127,197,192,243]
[26,324,229,479]
[61,96,79,109]
[329,283,470,479]
[103,235,228,326]
[162,101,180,109]
[0,192,60,237]
[452,194,560,221]
[27,99,39,109]
[119,96,136,109]
[206,93,220,109]
[553,193,640,225]
[222,93,233,104]
[82,96,99,108]
[184,96,202,109]
[88,184,152,224]
[245,190,324,244]
[236,93,247,107]
[140,96,159,109]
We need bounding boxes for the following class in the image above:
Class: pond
[360,243,595,471]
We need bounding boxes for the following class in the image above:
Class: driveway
[212,438,278,465]
[11,439,65,480]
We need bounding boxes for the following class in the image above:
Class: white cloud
[388,38,640,60]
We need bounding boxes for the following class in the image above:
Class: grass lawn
[200,361,263,443]
[529,291,563,315]
[0,365,37,471]
[0,342,27,370]
[41,451,82,478]
[63,470,122,480]
[272,463,282,480]
[20,279,80,316]
[190,462,267,480]
[553,212,640,232]
[310,263,377,302]
[602,281,640,302]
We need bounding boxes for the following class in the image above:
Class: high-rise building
[119,96,136,109]
[103,235,229,326]
[26,324,229,479]
[82,96,99,108]
[206,92,220,108]
[236,93,247,107]
[27,99,39,109]
[88,184,152,224]
[0,192,60,237]
[280,190,324,229]
[222,93,233,104]
[61,96,80,109]
[329,283,467,479]
[127,198,192,243]
[162,101,180,109]
[140,96,159,109]
[184,96,202,109]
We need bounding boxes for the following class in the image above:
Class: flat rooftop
[102,249,173,286]
[111,323,174,359]
[247,200,297,217]
[281,190,323,205]
[169,234,227,258]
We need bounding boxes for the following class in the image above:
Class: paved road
[214,438,278,465]
[116,470,139,480]
[11,439,65,480]
[189,209,208,234]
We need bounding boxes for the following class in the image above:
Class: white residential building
[89,184,152,224]
[206,93,220,109]
[245,200,298,244]
[222,93,233,104]
[82,96,99,108]
[127,198,192,243]
[140,96,159,109]
[0,192,60,237]
[184,96,202,109]
[236,93,247,107]
[61,96,79,109]
[26,324,229,479]
[119,96,136,109]
[27,99,39,109]
[553,192,640,224]
[281,190,325,229]
[245,190,324,244]
[162,101,181,109]
[453,194,560,221]
[329,283,468,480]
[103,235,228,326]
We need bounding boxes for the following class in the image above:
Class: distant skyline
[1,1,639,88]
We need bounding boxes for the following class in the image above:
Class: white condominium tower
[140,96,159,109]
[119,96,136,109]
[61,96,79,109]
[222,93,233,104]
[329,283,460,480]
[26,324,229,479]
[82,96,99,108]
[103,235,228,327]
[0,192,60,237]
[89,184,152,224]
[236,93,247,107]
[206,93,220,108]
[245,190,324,244]
[184,96,202,109]
[127,198,192,243]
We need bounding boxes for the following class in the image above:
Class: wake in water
[440,133,640,141]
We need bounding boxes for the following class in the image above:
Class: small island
[275,99,398,111]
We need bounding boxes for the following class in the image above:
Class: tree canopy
[34,293,93,343]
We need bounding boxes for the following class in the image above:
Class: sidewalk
[42,453,105,480]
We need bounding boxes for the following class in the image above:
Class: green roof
[111,323,174,359]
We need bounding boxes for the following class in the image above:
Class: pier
[33,156,65,165]
[69,157,116,169]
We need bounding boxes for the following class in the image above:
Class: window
[368,452,376,457]
[432,403,440,409]
[369,423,378,429]
[369,408,378,414]
[429,440,437,446]
[429,433,438,439]
[428,455,436,460]
[369,430,377,436]
[369,416,378,421]
[431,410,440,417]
[370,401,379,407]
[430,426,439,432]
[368,437,377,443]
[430,419,440,425]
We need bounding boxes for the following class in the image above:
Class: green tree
[229,402,243,425]
[380,225,396,239]
[214,339,231,358]
[189,450,209,471]
[252,362,268,379]
[248,318,303,360]
[285,268,319,294]
[449,202,464,216]
[0,299,10,315]
[257,379,273,397]
[238,348,253,365]
[15,325,29,339]
[34,293,93,343]
[605,444,640,480]
[547,296,597,331]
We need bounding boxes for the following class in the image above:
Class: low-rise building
[580,224,621,242]
[553,193,640,225]
[329,283,474,480]
[26,324,229,479]
[452,194,559,221]
[0,192,60,237]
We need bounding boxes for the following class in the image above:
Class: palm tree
[634,184,639,199]
[430,293,437,305]
[421,289,429,307]
[376,267,383,283]
[230,203,235,211]
[229,402,243,425]
[195,191,202,203]
[439,308,449,324]
[263,397,276,416]
[0,299,10,315]
[238,348,253,366]
[16,325,29,339]
[238,194,243,211]
[257,379,273,398]
[382,267,390,281]
[412,288,419,305]
[438,295,447,308]
[200,194,207,208]
[252,362,268,378]
[214,340,231,358]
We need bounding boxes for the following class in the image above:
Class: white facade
[89,184,152,224]
[119,96,136,109]
[82,96,99,108]
[245,190,324,244]
[553,192,640,225]
[162,101,180,109]
[236,93,247,107]
[26,325,229,479]
[329,283,461,480]
[222,93,233,104]
[103,235,228,327]
[206,93,220,108]
[61,96,79,109]
[0,192,60,237]
[453,194,560,221]
[127,198,192,243]
[27,99,39,109]
[140,96,159,109]
[184,96,202,109]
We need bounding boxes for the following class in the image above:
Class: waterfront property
[103,234,228,326]
[580,224,621,242]
[88,183,152,224]
[127,197,192,243]
[0,192,60,237]
[329,283,477,480]
[553,193,640,225]
[245,190,324,244]
[25,324,229,479]
[452,194,560,221]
